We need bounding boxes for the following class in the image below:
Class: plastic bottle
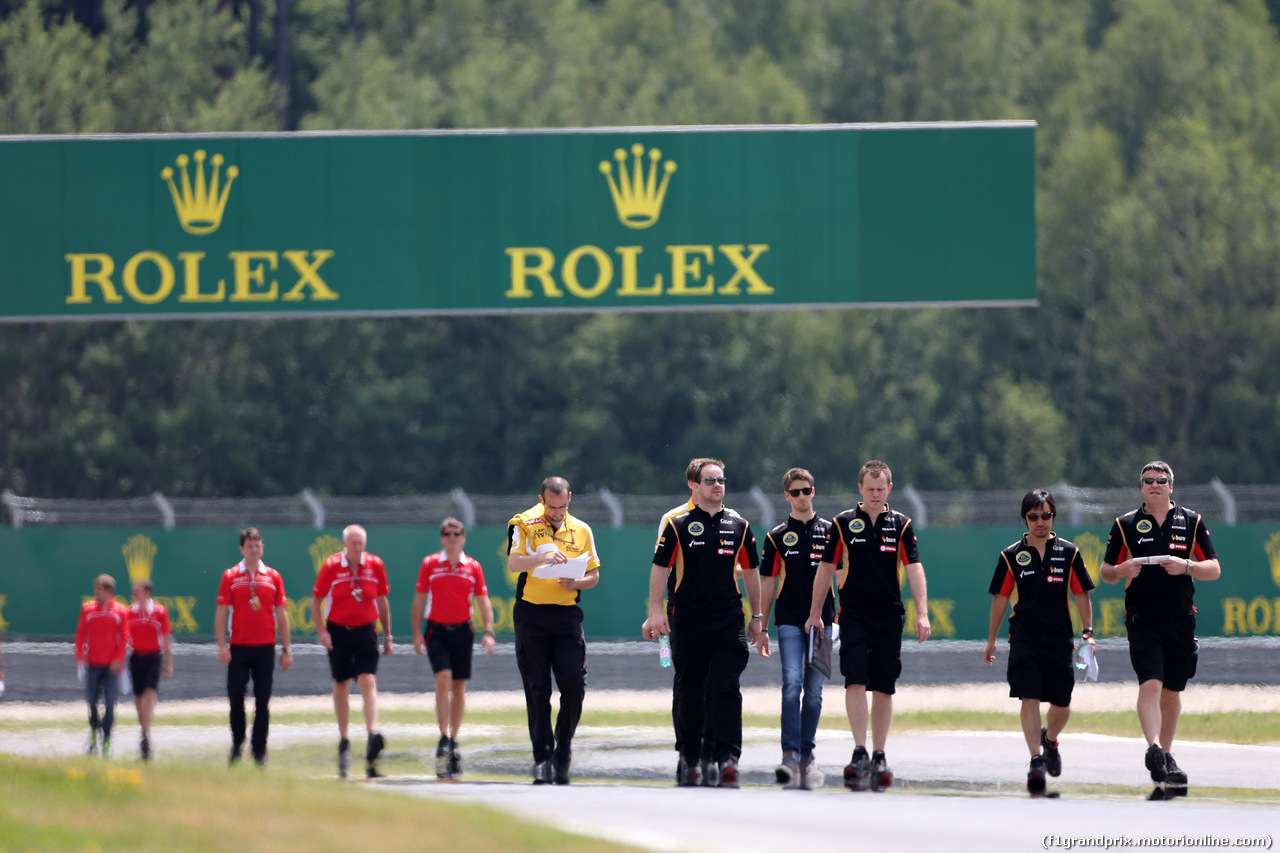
[1074,644,1087,671]
[658,633,672,667]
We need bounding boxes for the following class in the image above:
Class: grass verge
[0,755,648,853]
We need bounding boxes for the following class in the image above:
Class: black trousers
[670,607,749,765]
[513,600,586,766]
[227,644,275,760]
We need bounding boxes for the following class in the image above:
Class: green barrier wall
[0,123,1036,321]
[3,523,1278,641]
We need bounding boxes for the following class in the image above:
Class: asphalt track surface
[4,639,1279,853]
[4,636,1278,703]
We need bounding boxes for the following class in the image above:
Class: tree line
[4,0,1280,498]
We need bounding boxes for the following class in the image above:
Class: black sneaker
[1164,752,1187,785]
[140,736,151,762]
[366,731,385,778]
[1145,743,1167,782]
[553,758,571,785]
[844,746,870,791]
[253,753,267,769]
[1027,754,1047,795]
[676,756,702,787]
[338,738,351,779]
[228,743,243,766]
[1040,727,1061,777]
[435,735,451,778]
[870,751,893,791]
[532,760,553,784]
[367,731,386,762]
[717,758,739,788]
[447,739,462,778]
[700,757,718,787]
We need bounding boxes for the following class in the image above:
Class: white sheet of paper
[1138,555,1171,564]
[532,554,589,580]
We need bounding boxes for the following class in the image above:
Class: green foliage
[2,0,1280,496]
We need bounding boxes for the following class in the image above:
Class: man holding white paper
[507,477,601,785]
[1100,460,1220,793]
[984,489,1094,796]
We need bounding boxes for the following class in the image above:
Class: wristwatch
[751,613,763,621]
[1080,627,1094,640]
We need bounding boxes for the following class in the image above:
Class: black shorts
[326,621,380,682]
[129,652,162,692]
[839,612,904,694]
[1127,611,1197,691]
[426,621,476,680]
[1006,641,1074,707]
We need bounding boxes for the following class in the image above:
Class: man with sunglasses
[653,459,719,786]
[1100,461,1220,795]
[760,467,836,789]
[413,517,495,779]
[644,459,766,788]
[507,477,601,785]
[805,459,930,792]
[984,489,1094,796]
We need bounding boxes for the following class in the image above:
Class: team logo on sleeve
[850,519,866,533]
[782,531,800,547]
[1136,520,1153,534]
[1016,551,1032,566]
[688,522,705,535]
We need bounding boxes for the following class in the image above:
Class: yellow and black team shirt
[990,533,1093,651]
[761,516,835,627]
[507,502,602,607]
[824,504,919,618]
[654,505,758,613]
[1102,503,1216,619]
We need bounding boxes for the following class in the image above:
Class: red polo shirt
[217,561,288,646]
[313,551,389,627]
[75,598,130,666]
[416,550,488,625]
[127,600,172,654]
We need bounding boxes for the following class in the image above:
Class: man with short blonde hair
[806,460,931,792]
[75,574,130,757]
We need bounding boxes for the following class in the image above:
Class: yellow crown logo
[161,150,239,235]
[122,534,157,584]
[599,143,676,229]
[309,535,342,575]
[1265,532,1280,589]
[1075,532,1104,586]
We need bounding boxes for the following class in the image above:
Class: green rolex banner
[0,122,1036,321]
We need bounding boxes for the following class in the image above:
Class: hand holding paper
[532,554,589,580]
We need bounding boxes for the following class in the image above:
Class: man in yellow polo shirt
[507,476,601,784]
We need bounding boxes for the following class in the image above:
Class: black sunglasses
[1025,512,1054,522]
[702,477,727,485]
[1142,476,1170,485]
[787,487,814,497]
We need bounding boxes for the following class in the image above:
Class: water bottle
[658,633,672,667]
[1074,643,1087,671]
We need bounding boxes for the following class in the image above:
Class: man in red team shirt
[127,579,174,761]
[313,524,393,779]
[412,517,495,779]
[215,527,293,767]
[75,574,130,757]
